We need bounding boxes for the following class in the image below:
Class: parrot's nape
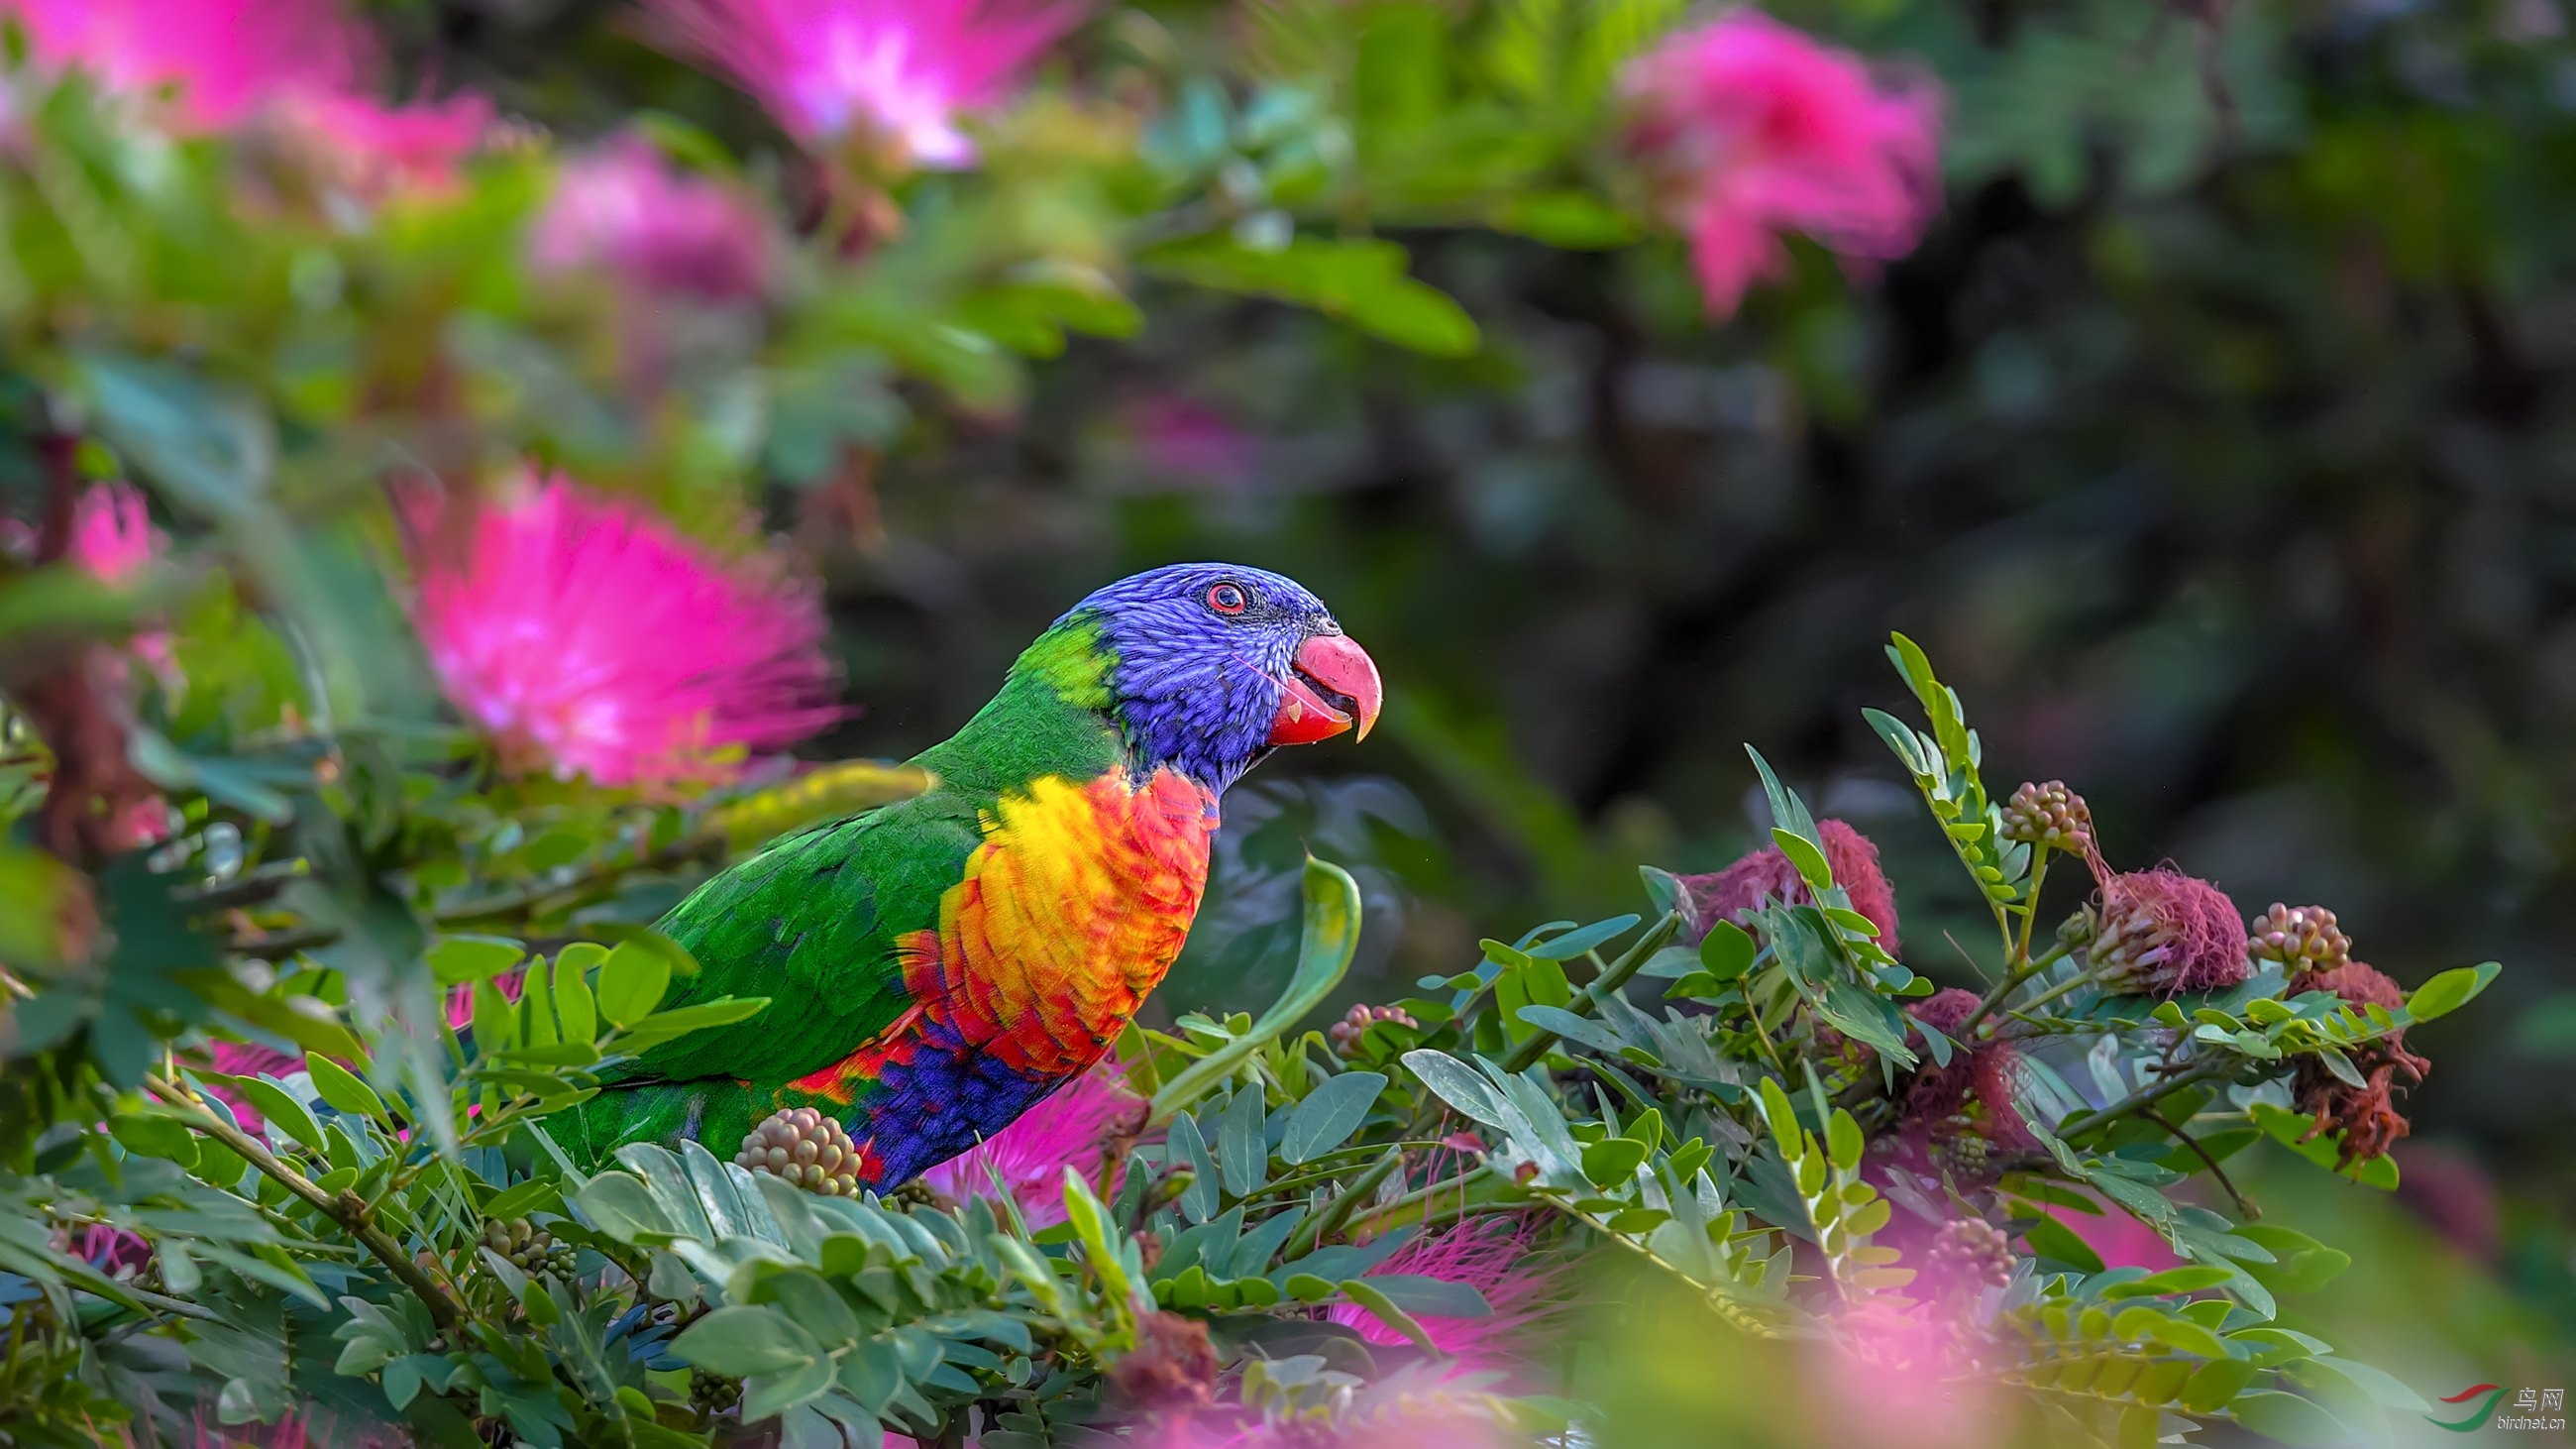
[569,563,1382,1185]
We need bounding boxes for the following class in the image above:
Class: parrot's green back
[565,621,1208,1180]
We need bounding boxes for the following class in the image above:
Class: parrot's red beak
[1269,632,1382,746]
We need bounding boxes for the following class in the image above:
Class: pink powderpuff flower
[261,89,493,201]
[646,0,1086,167]
[2088,868,2250,995]
[921,1062,1141,1229]
[1677,818,1901,953]
[4,0,365,132]
[65,481,180,687]
[407,473,841,790]
[1625,12,1943,317]
[530,138,773,303]
[63,481,158,585]
[1815,1294,1999,1449]
[1327,1214,1564,1376]
[1902,988,2032,1139]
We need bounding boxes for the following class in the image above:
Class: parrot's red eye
[1207,583,1248,614]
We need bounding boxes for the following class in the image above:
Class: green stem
[2001,965,2097,1023]
[2140,1106,2257,1221]
[1238,1142,1458,1202]
[1290,1147,1407,1256]
[1960,940,2074,1040]
[1338,1164,1496,1241]
[2014,852,2050,965]
[2055,1063,2225,1141]
[147,1073,464,1334]
[1498,912,1682,1073]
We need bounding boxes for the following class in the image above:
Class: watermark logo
[2430,1384,2565,1433]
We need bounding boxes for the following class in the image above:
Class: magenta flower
[1328,1214,1563,1375]
[920,1062,1141,1228]
[646,0,1085,167]
[1677,818,1902,953]
[530,139,773,303]
[8,0,486,170]
[263,90,493,200]
[1625,12,1943,317]
[5,0,364,132]
[62,481,158,584]
[408,473,840,790]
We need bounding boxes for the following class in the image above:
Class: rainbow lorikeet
[568,564,1382,1183]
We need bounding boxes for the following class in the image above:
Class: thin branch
[1958,940,2075,1040]
[145,1072,464,1334]
[1499,912,1682,1073]
[2054,1063,2227,1142]
[2140,1107,2257,1221]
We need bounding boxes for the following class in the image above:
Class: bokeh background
[393,0,2576,1395]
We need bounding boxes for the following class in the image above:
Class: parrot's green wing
[598,788,985,1088]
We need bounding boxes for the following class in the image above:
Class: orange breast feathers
[904,768,1219,1078]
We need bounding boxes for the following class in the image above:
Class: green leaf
[552,950,596,1044]
[1825,1110,1864,1172]
[2230,1391,2348,1445]
[1281,1071,1387,1165]
[742,1354,838,1421]
[1581,1136,1649,1187]
[304,1053,386,1122]
[1170,1112,1221,1223]
[1771,829,1834,890]
[620,996,771,1050]
[480,1177,562,1223]
[1151,857,1361,1121]
[1528,916,1640,960]
[232,1077,326,1154]
[1698,922,1755,982]
[110,1112,198,1168]
[671,1305,820,1378]
[2021,1214,2106,1272]
[1514,1004,1627,1057]
[426,937,526,986]
[1362,1274,1493,1319]
[1339,1278,1436,1352]
[595,941,671,1029]
[2404,961,2500,1023]
[1137,235,1480,357]
[2248,1102,2400,1188]
[1217,1088,1267,1197]
[2147,1316,2235,1360]
[1488,190,1639,249]
[1061,1169,1135,1305]
[2180,1358,2257,1413]
[1283,1274,1336,1303]
[753,1270,860,1349]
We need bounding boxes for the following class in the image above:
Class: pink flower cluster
[646,0,1084,167]
[1625,12,1943,317]
[1327,1213,1563,1378]
[4,0,487,188]
[407,473,840,790]
[1676,817,1902,953]
[921,1062,1141,1229]
[530,139,773,303]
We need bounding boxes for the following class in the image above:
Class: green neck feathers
[910,618,1123,794]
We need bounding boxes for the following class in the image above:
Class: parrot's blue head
[1054,562,1382,792]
